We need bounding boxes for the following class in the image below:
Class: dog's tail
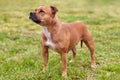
[81,40,83,47]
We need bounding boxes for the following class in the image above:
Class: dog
[29,5,96,77]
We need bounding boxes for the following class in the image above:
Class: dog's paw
[69,60,73,63]
[42,68,45,73]
[42,67,47,72]
[91,64,97,68]
[62,72,67,78]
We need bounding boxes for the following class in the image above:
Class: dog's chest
[43,27,55,50]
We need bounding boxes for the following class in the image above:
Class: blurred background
[0,0,120,80]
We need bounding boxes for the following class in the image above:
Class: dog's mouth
[29,12,41,24]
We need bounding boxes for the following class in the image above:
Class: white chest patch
[43,27,55,50]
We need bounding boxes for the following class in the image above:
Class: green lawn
[0,0,120,80]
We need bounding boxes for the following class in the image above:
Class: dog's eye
[35,9,37,11]
[39,10,45,13]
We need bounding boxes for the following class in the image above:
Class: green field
[0,0,120,80]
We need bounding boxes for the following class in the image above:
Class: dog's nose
[30,12,33,16]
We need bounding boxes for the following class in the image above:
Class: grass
[0,0,120,80]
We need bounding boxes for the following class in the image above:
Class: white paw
[69,60,74,63]
[91,64,97,68]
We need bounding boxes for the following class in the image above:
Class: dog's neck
[43,17,61,35]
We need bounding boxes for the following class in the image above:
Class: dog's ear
[50,6,58,17]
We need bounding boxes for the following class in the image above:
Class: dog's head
[29,5,58,26]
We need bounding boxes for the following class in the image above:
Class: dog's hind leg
[70,48,76,62]
[84,40,96,68]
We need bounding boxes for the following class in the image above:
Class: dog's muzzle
[29,12,41,24]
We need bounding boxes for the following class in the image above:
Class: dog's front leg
[42,45,49,72]
[60,52,67,77]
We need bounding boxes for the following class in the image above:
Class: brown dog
[29,5,96,77]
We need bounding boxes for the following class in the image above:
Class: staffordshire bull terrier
[29,5,96,77]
